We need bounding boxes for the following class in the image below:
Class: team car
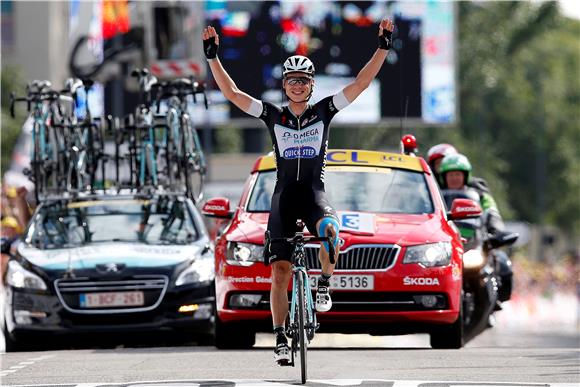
[1,193,215,351]
[202,149,482,349]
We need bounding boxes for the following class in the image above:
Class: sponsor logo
[205,205,226,211]
[134,246,181,255]
[403,276,440,286]
[279,127,320,143]
[382,154,404,162]
[323,206,334,217]
[274,122,324,159]
[302,114,318,126]
[455,206,479,212]
[283,146,316,159]
[96,263,125,273]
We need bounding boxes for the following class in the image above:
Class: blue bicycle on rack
[10,80,73,201]
[265,220,336,384]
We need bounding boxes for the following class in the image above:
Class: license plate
[79,291,145,308]
[309,275,374,290]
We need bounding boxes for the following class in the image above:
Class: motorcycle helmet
[282,55,315,77]
[439,153,472,186]
[427,143,457,169]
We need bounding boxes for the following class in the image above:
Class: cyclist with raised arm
[202,18,395,365]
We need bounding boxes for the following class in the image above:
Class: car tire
[2,324,28,352]
[430,296,464,349]
[213,318,255,349]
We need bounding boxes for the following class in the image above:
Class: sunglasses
[286,77,312,86]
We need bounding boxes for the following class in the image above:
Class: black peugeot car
[1,194,215,351]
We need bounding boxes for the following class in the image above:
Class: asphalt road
[1,326,578,387]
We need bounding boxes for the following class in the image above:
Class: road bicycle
[10,81,73,201]
[72,79,108,192]
[265,220,336,384]
[154,77,208,203]
[123,69,165,190]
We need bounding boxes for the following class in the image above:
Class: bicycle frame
[137,108,159,187]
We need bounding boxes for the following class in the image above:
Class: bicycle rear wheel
[297,271,307,384]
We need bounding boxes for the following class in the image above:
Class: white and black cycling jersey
[246,91,350,189]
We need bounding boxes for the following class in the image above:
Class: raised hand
[202,26,220,60]
[378,18,395,50]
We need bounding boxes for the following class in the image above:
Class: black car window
[28,198,199,249]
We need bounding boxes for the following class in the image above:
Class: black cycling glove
[378,28,393,50]
[203,37,218,60]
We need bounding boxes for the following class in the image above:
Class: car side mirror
[202,197,234,219]
[447,198,482,220]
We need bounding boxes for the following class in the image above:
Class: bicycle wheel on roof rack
[190,126,207,174]
[184,158,204,203]
[180,117,204,203]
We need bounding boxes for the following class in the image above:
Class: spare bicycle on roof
[10,68,209,204]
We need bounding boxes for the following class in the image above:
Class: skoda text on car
[203,149,481,349]
[1,193,215,351]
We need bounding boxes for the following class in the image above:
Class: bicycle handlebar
[10,88,70,118]
[266,232,336,265]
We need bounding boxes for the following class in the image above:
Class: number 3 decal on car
[339,212,376,234]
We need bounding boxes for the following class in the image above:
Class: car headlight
[7,261,47,290]
[463,248,485,269]
[403,242,452,267]
[226,242,264,267]
[175,256,215,286]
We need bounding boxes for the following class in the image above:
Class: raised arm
[202,26,260,114]
[342,18,395,103]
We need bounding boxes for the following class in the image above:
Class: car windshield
[247,167,434,214]
[27,197,199,249]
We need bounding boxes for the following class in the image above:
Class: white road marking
[0,354,55,377]
[1,380,576,387]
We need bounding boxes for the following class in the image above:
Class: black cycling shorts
[265,182,338,264]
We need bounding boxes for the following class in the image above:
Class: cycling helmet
[439,153,472,185]
[427,143,458,166]
[283,55,315,77]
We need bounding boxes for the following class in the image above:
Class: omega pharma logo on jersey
[274,121,324,160]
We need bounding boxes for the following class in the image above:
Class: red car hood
[229,211,450,247]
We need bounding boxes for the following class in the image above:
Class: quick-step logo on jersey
[274,121,324,160]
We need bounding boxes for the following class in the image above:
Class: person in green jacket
[439,153,504,235]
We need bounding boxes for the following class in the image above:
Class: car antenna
[396,19,409,141]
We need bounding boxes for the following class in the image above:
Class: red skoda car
[203,149,480,349]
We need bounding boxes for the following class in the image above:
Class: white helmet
[282,55,315,77]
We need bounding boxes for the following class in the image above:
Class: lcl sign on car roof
[254,149,424,172]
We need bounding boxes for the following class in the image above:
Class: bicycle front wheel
[297,271,308,384]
